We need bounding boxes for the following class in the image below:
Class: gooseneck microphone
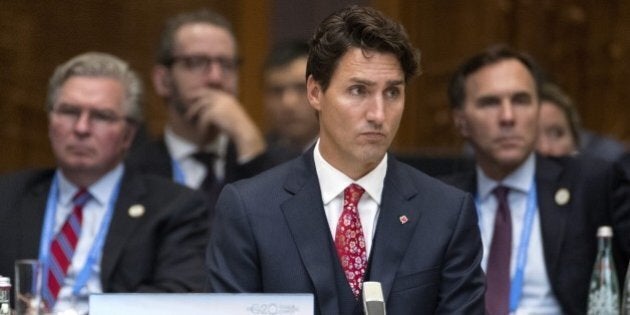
[362,281,386,315]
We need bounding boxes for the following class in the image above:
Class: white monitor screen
[89,293,314,315]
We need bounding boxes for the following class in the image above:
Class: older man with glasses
[127,9,276,218]
[0,52,209,315]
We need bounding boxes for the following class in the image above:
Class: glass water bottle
[587,226,619,315]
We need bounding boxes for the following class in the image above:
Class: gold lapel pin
[399,215,409,224]
[128,204,145,218]
[555,188,570,206]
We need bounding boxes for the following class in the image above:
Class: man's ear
[453,109,470,138]
[152,65,172,97]
[122,122,138,150]
[306,75,322,111]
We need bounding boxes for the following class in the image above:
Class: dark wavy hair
[263,39,309,72]
[306,5,421,91]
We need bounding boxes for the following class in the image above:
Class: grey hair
[46,52,144,122]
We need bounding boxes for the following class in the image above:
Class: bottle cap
[597,226,613,238]
[0,276,10,287]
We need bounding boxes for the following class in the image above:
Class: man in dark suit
[443,45,630,314]
[0,52,208,315]
[206,6,485,314]
[126,9,274,212]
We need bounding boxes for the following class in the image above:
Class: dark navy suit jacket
[206,149,486,314]
[0,168,209,306]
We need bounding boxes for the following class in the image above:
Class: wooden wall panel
[2,1,629,172]
[374,0,630,154]
[374,0,518,153]
[0,0,268,173]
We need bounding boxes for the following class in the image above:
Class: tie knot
[344,183,365,206]
[192,151,216,167]
[492,185,510,202]
[72,188,91,207]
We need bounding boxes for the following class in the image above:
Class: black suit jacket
[441,155,630,315]
[620,152,630,180]
[126,138,279,219]
[206,150,486,314]
[0,168,209,304]
[126,138,277,185]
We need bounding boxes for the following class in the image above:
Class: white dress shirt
[164,127,228,188]
[313,140,386,257]
[53,164,124,314]
[476,153,562,314]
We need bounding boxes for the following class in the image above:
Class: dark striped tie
[43,188,90,310]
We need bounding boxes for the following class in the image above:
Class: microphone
[362,281,386,315]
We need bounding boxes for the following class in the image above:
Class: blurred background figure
[536,81,626,161]
[127,9,277,219]
[0,52,208,315]
[579,127,626,162]
[263,40,318,160]
[443,45,630,314]
[536,81,580,157]
[6,2,630,177]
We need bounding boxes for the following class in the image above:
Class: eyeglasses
[166,55,241,74]
[50,104,131,128]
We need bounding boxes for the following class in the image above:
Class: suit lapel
[100,171,147,287]
[368,158,420,299]
[441,170,476,195]
[155,139,174,178]
[281,152,341,314]
[127,139,173,178]
[535,156,570,277]
[18,175,53,259]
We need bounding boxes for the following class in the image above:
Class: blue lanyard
[38,171,122,295]
[171,159,186,185]
[475,181,538,312]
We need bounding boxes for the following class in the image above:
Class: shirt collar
[476,152,536,200]
[313,139,387,205]
[57,163,125,207]
[164,127,228,161]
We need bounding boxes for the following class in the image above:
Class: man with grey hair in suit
[0,52,209,314]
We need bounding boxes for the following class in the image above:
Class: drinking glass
[14,259,44,315]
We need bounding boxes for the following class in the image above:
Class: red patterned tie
[486,186,512,315]
[335,183,367,299]
[43,188,90,309]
